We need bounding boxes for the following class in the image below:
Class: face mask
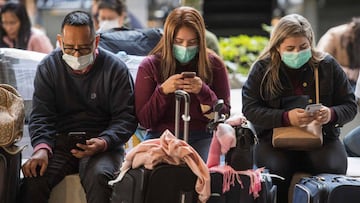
[62,53,94,71]
[173,45,199,64]
[281,48,312,69]
[98,19,120,32]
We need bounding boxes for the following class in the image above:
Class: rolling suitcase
[293,173,360,203]
[0,146,22,203]
[110,90,200,203]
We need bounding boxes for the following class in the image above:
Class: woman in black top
[242,14,357,203]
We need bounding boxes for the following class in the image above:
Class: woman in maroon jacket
[134,6,230,161]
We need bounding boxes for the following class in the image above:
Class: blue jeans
[344,126,360,157]
[145,130,212,161]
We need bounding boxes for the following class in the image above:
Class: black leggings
[255,138,347,203]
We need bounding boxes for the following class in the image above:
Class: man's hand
[71,138,106,158]
[22,149,49,178]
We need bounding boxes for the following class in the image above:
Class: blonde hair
[256,14,326,99]
[149,6,212,83]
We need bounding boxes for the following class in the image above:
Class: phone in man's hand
[181,71,196,78]
[68,132,87,150]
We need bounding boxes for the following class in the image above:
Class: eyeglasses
[62,40,94,55]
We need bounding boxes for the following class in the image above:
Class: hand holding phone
[181,71,196,78]
[305,104,322,113]
[68,132,87,151]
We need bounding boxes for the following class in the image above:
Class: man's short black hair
[61,10,95,36]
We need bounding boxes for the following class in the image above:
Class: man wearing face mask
[19,10,137,203]
[134,7,231,162]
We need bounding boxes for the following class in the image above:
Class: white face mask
[62,53,94,71]
[98,19,120,32]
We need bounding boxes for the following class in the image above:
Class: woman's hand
[160,74,184,95]
[314,106,332,125]
[181,76,203,94]
[288,108,315,127]
[160,74,203,94]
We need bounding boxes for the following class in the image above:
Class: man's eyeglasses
[62,40,94,55]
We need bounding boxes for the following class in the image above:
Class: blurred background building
[11,0,360,48]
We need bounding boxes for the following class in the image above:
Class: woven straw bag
[0,84,25,147]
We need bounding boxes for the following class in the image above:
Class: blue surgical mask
[173,45,198,64]
[281,48,312,69]
[62,53,94,71]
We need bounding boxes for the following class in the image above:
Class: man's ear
[56,34,62,48]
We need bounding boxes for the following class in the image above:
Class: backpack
[98,27,163,56]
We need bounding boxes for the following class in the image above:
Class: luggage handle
[175,90,190,142]
[206,100,226,131]
[213,99,224,123]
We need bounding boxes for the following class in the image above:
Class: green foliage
[219,34,269,75]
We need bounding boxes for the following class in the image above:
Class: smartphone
[305,104,322,113]
[181,71,196,78]
[68,132,87,150]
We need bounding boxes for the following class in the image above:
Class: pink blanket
[109,130,211,203]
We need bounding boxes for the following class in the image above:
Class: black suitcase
[0,146,22,203]
[110,90,199,203]
[293,173,360,203]
[209,168,277,203]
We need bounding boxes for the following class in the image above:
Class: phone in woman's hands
[305,104,322,113]
[181,71,196,78]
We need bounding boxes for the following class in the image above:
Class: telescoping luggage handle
[214,99,225,123]
[175,90,190,142]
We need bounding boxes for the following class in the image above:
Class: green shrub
[219,34,269,75]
